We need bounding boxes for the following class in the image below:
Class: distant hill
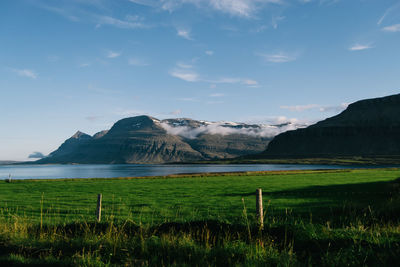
[0,161,20,165]
[37,115,297,164]
[262,93,400,158]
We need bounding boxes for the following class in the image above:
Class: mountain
[0,161,20,165]
[37,115,293,164]
[262,93,400,158]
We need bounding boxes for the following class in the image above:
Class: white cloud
[160,119,301,139]
[319,103,349,113]
[378,3,400,25]
[348,44,373,51]
[205,50,214,55]
[129,0,284,18]
[280,103,349,113]
[209,93,224,97]
[382,24,400,32]
[170,69,200,82]
[128,0,158,7]
[95,15,148,29]
[243,79,258,86]
[37,2,150,29]
[210,0,255,18]
[210,77,259,86]
[177,29,193,40]
[258,52,297,63]
[107,50,121,58]
[11,68,38,79]
[210,0,284,18]
[170,63,258,86]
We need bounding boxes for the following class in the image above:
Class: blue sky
[1,0,400,161]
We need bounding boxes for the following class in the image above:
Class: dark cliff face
[38,115,271,164]
[263,93,400,157]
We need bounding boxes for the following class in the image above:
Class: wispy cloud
[205,50,214,56]
[170,63,258,86]
[170,69,200,82]
[11,68,38,79]
[280,103,349,113]
[210,0,284,18]
[95,15,148,29]
[107,50,121,58]
[177,28,193,40]
[36,2,149,30]
[206,77,259,87]
[258,52,297,63]
[38,4,80,22]
[319,103,349,113]
[209,93,224,97]
[378,3,400,25]
[128,0,158,7]
[382,24,400,32]
[129,0,284,18]
[348,43,374,51]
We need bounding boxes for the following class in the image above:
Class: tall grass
[1,168,400,265]
[1,192,400,266]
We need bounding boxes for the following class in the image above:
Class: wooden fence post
[256,188,263,228]
[96,194,102,222]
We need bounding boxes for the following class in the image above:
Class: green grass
[1,168,400,266]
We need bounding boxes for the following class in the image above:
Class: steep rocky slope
[263,94,400,157]
[37,115,282,164]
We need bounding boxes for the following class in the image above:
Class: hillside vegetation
[1,169,400,266]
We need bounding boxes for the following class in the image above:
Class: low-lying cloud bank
[160,121,302,139]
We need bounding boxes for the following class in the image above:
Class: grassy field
[1,168,400,266]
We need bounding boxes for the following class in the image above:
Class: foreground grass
[1,168,400,266]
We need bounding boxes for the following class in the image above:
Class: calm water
[0,164,381,180]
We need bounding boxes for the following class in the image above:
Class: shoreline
[4,167,399,182]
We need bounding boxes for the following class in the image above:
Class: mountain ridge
[262,93,400,158]
[37,115,294,164]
